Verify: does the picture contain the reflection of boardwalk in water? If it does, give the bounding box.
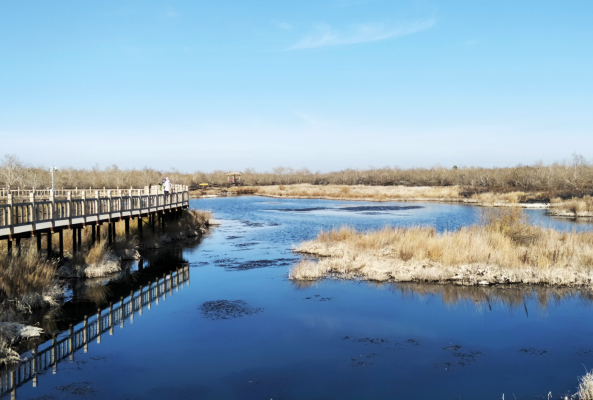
[0,266,190,398]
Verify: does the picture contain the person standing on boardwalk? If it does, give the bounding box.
[163,177,171,195]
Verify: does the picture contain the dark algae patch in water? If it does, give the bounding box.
[199,300,264,320]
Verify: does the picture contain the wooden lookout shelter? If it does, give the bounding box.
[226,171,241,184]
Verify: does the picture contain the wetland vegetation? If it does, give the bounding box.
[291,208,593,287]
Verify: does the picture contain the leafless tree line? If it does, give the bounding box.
[2,154,593,197]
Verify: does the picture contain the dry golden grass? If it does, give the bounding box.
[254,184,462,202]
[550,196,593,217]
[291,208,593,287]
[247,184,546,207]
[0,247,58,299]
[578,370,593,400]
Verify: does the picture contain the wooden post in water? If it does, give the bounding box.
[68,324,74,361]
[96,223,101,243]
[108,221,112,244]
[15,237,21,257]
[83,315,88,353]
[52,334,57,374]
[137,216,143,239]
[72,227,77,255]
[32,345,38,387]
[129,290,134,324]
[47,230,52,258]
[125,217,130,240]
[91,224,96,245]
[10,368,16,399]
[96,308,101,344]
[109,303,114,335]
[77,227,82,250]
[36,232,42,253]
[120,296,124,328]
[57,230,62,258]
[7,238,12,257]
[139,285,143,315]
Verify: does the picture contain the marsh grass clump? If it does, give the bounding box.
[291,209,593,286]
[550,196,593,218]
[0,246,59,309]
[577,370,593,400]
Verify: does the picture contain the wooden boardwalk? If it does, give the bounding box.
[0,186,189,257]
[0,266,190,398]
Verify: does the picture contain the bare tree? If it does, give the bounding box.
[0,154,24,191]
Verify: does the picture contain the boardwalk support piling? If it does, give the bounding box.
[58,230,62,258]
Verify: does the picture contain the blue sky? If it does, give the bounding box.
[1,1,592,172]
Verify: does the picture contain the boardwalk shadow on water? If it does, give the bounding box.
[0,245,193,398]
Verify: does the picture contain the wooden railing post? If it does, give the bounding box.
[66,191,72,226]
[29,190,36,224]
[7,193,13,232]
[49,190,55,232]
[81,190,86,219]
[95,191,100,214]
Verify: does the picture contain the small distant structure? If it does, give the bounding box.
[226,171,241,184]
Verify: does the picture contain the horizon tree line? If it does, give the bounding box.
[2,154,593,196]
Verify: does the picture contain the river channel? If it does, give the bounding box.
[11,196,593,399]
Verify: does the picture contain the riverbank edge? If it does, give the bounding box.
[291,248,593,289]
[255,193,550,208]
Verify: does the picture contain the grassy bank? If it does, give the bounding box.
[231,184,550,207]
[549,196,593,218]
[291,209,593,287]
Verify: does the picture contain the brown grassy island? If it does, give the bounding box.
[290,209,593,288]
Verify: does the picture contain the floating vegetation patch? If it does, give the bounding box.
[239,220,266,227]
[304,295,333,301]
[190,261,209,267]
[55,382,97,395]
[199,300,263,320]
[226,236,243,240]
[519,348,548,356]
[213,257,298,271]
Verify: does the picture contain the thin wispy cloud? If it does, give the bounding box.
[287,19,435,50]
[464,38,480,46]
[273,20,292,30]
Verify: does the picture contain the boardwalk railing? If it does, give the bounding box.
[0,266,190,398]
[0,186,189,239]
[0,186,183,199]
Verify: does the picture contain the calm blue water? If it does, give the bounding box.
[13,197,593,400]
